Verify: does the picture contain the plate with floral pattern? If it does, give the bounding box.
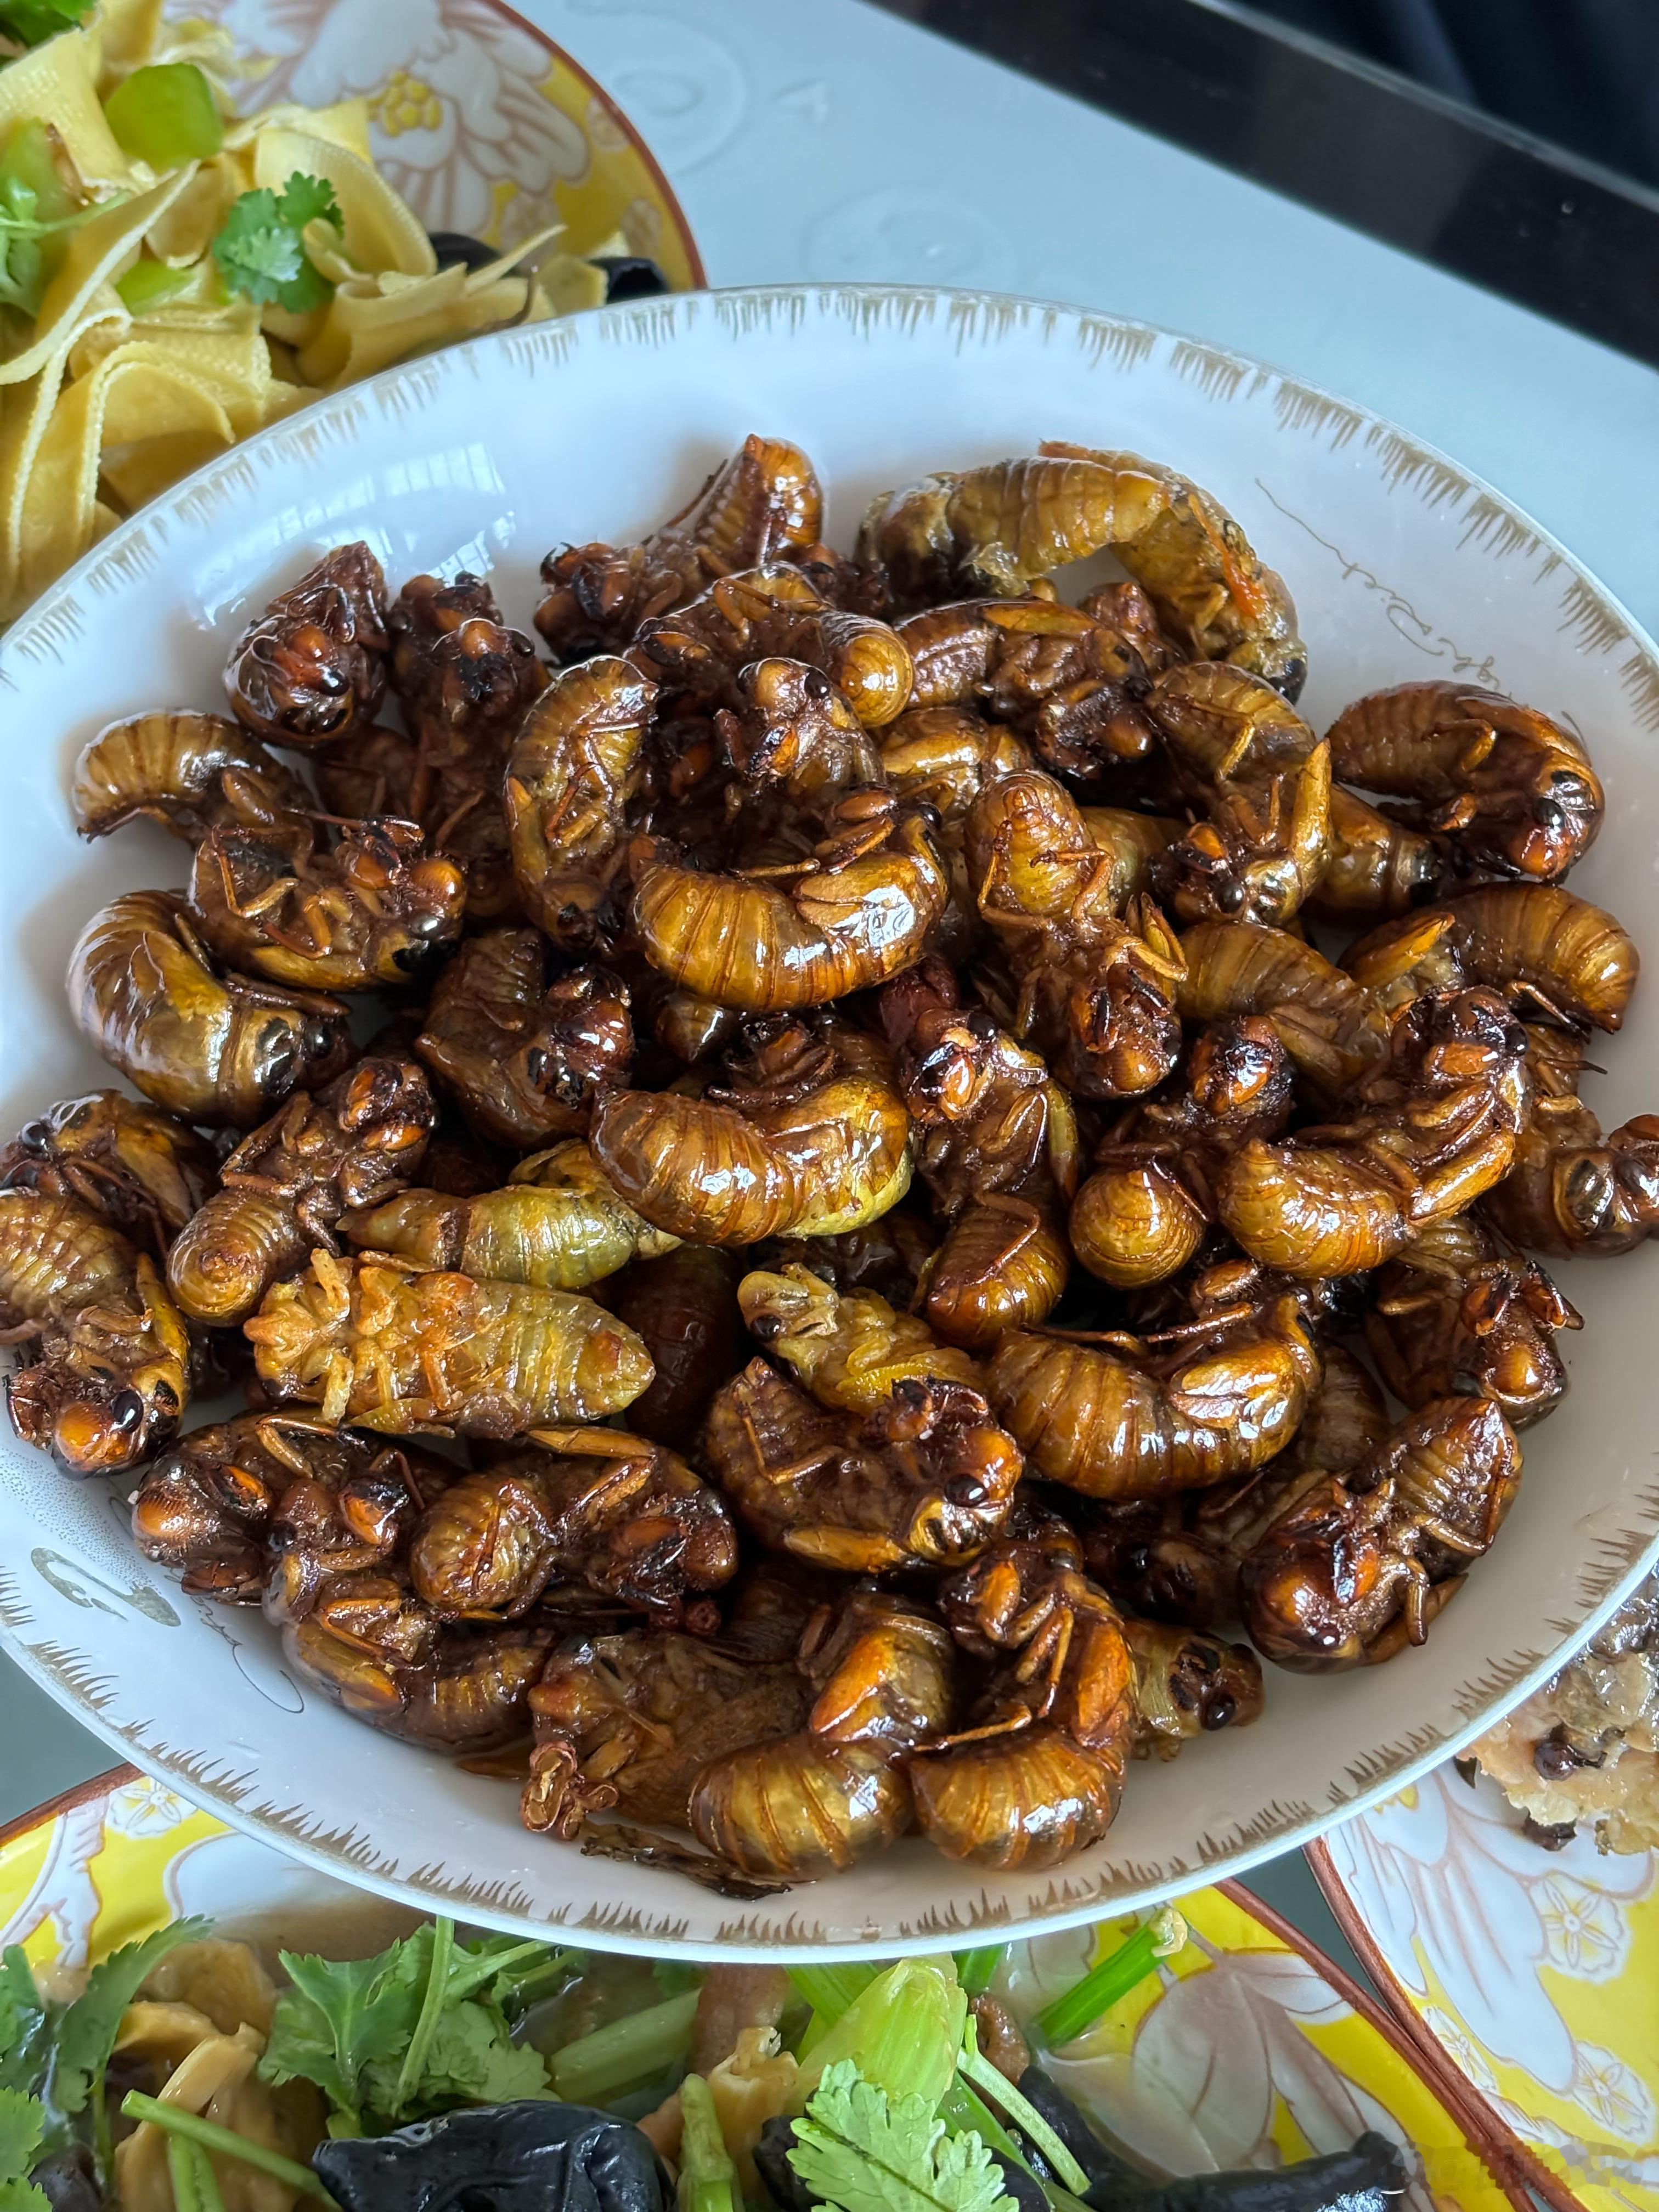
[1312,1763,1659,2212]
[2,1765,1526,2206]
[193,0,703,279]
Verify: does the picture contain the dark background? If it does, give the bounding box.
[1232,0,1659,187]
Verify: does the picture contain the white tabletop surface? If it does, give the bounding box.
[7,0,1657,1984]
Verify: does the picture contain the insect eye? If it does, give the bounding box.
[110,1389,146,1433]
[16,1119,50,1153]
[1201,1693,1237,1730]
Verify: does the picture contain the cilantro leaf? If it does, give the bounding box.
[259,1921,560,2134]
[50,1920,212,2123]
[0,1954,47,2099]
[258,1932,428,2128]
[360,2002,547,2118]
[788,2062,1015,2212]
[275,173,338,235]
[211,171,338,312]
[0,2087,45,2184]
[0,0,93,48]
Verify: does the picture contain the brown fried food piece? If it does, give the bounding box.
[415,931,633,1150]
[0,1091,216,1261]
[535,435,823,661]
[167,1058,436,1327]
[225,543,389,746]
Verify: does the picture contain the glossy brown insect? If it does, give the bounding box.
[704,1353,1019,1573]
[244,1249,654,1437]
[188,796,466,993]
[289,1613,555,1750]
[690,1588,956,1881]
[408,1426,736,1622]
[505,656,657,951]
[1240,1395,1521,1669]
[859,442,1306,695]
[1310,787,1445,921]
[67,889,353,1127]
[315,568,549,923]
[1327,681,1603,884]
[989,1283,1321,1502]
[1177,919,1390,1093]
[715,656,885,804]
[415,930,634,1150]
[521,1625,810,1858]
[634,562,913,731]
[591,1018,912,1245]
[736,1262,984,1407]
[967,769,1186,1098]
[1146,663,1331,927]
[534,435,823,661]
[599,1243,748,1445]
[908,1522,1135,1870]
[1344,884,1639,1033]
[136,1412,451,1604]
[0,1091,216,1260]
[1084,1336,1398,1637]
[1484,1092,1659,1257]
[71,711,311,844]
[631,788,948,1010]
[166,1057,437,1327]
[880,703,1035,823]
[389,569,546,757]
[1216,986,1532,1278]
[343,1137,677,1291]
[895,586,1170,786]
[769,1207,940,1312]
[1123,1617,1265,1759]
[0,1189,192,1474]
[225,542,390,746]
[881,957,1079,1344]
[1070,1015,1292,1290]
[1365,1214,1578,1429]
[1083,1344,1390,1628]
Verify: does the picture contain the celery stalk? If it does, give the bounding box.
[1032,1908,1187,2049]
[121,2095,335,2203]
[953,1946,1006,1998]
[190,2143,227,2212]
[104,64,223,167]
[549,1989,699,2104]
[793,1960,966,2111]
[115,259,195,312]
[166,2135,201,2212]
[958,2021,1091,2197]
[786,1963,876,2020]
[677,2074,737,2212]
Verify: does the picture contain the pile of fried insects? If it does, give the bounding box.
[0,432,1646,1886]
[0,1912,1410,2212]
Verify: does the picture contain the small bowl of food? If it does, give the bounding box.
[0,285,1656,1955]
[0,1765,1525,2209]
[0,0,701,617]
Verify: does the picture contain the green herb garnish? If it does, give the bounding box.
[0,2084,49,2212]
[0,0,94,50]
[211,170,338,313]
[0,1918,209,2200]
[1032,1906,1187,2049]
[258,1918,566,2137]
[789,2060,1015,2212]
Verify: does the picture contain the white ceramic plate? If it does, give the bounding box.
[2,285,1657,1959]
